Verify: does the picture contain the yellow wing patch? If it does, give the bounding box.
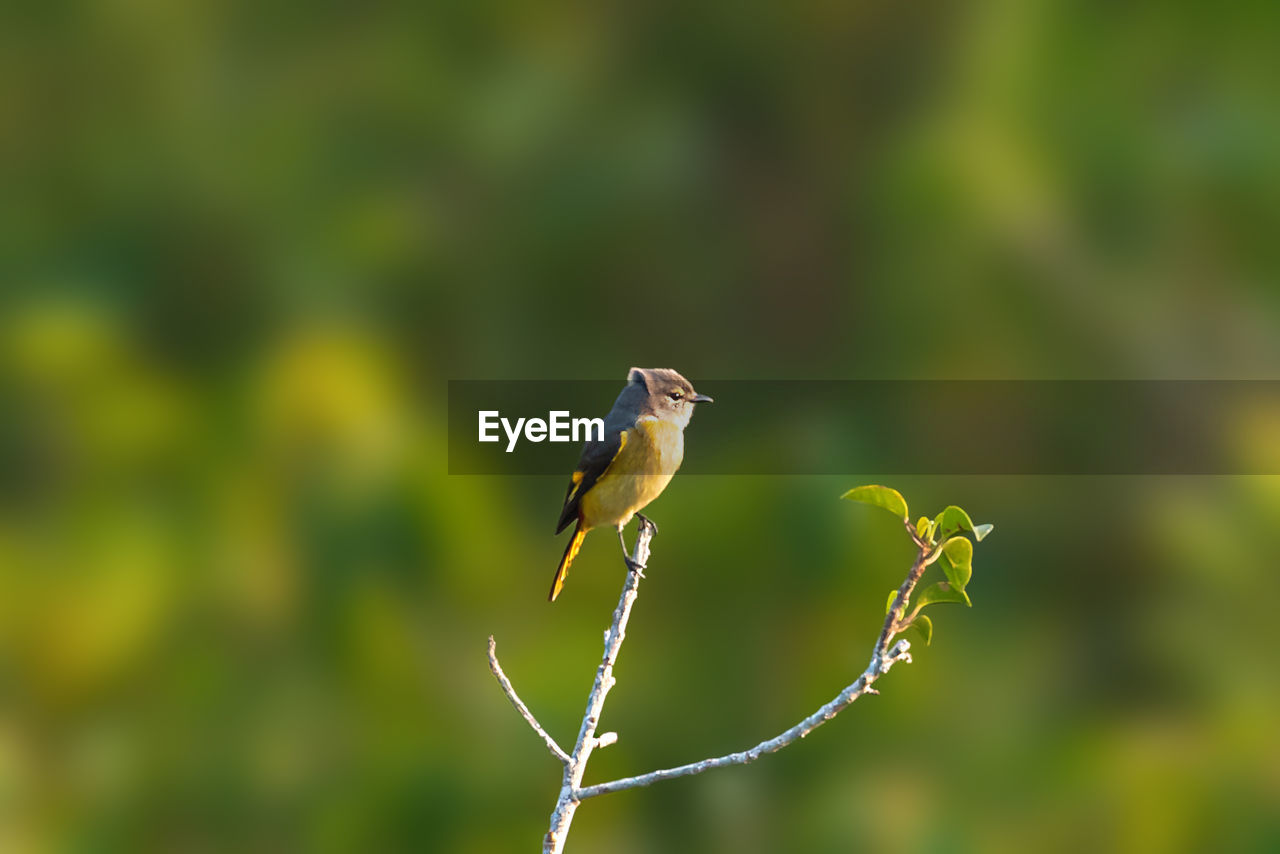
[567,470,584,503]
[565,431,627,504]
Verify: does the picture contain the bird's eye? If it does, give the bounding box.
[668,391,683,401]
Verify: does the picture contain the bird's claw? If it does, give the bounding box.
[635,513,658,534]
[624,556,647,577]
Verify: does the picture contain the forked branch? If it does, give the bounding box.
[488,510,951,853]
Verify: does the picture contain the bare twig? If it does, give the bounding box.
[573,637,913,799]
[488,636,571,765]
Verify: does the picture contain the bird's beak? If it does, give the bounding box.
[691,393,713,403]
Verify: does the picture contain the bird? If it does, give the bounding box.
[549,367,712,601]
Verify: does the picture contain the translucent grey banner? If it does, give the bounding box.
[447,380,1280,475]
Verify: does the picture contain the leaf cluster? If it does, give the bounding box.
[841,485,993,647]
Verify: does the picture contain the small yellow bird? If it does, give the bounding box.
[550,368,712,601]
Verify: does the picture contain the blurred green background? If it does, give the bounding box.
[3,0,1280,851]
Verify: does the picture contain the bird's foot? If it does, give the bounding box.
[624,555,647,577]
[635,513,658,534]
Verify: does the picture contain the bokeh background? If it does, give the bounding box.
[3,0,1280,851]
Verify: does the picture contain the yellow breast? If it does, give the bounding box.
[579,417,685,530]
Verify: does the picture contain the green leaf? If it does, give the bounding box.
[841,485,909,521]
[905,614,933,646]
[940,536,973,591]
[885,588,898,615]
[935,504,995,542]
[934,505,974,539]
[915,581,972,610]
[916,516,930,539]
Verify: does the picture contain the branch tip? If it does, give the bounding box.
[486,633,571,765]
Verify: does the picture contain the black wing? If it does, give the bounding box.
[555,427,627,534]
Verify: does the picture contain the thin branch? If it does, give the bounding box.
[488,636,571,765]
[573,638,913,799]
[877,522,945,655]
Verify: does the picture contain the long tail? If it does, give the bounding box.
[549,522,587,602]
